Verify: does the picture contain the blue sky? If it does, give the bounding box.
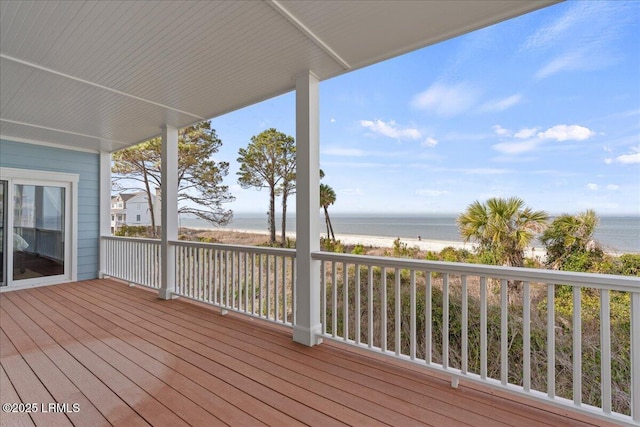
[210,1,640,216]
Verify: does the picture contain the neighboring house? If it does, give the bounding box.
[110,191,160,232]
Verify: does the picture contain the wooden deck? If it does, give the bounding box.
[0,279,615,427]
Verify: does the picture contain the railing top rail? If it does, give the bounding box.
[311,251,640,292]
[171,239,296,256]
[102,235,161,245]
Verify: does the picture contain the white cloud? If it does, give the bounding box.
[605,146,640,165]
[461,168,511,175]
[411,82,480,116]
[588,183,622,191]
[492,139,540,155]
[514,127,538,139]
[522,3,585,51]
[422,137,438,147]
[491,124,593,155]
[531,170,579,177]
[535,51,587,79]
[492,155,537,164]
[359,119,437,148]
[493,125,511,136]
[480,94,522,112]
[537,124,594,141]
[415,189,449,197]
[360,119,421,140]
[330,118,336,123]
[492,125,538,139]
[525,2,630,79]
[616,152,640,164]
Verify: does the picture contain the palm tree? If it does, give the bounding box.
[320,183,336,241]
[541,209,600,269]
[458,197,548,268]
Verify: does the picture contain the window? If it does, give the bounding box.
[136,214,141,222]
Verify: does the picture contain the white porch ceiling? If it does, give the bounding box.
[0,0,557,153]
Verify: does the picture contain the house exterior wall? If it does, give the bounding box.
[125,194,155,226]
[110,192,160,231]
[0,139,100,280]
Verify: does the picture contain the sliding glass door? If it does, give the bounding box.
[13,183,67,282]
[0,167,76,288]
[0,180,6,287]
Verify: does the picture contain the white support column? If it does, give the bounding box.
[98,150,112,278]
[293,71,322,346]
[159,125,178,300]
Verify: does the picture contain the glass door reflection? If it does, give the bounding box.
[13,184,65,281]
[0,180,6,286]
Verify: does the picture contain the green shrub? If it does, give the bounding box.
[321,238,344,253]
[425,251,439,261]
[619,254,640,276]
[392,237,418,258]
[351,244,365,255]
[562,252,596,272]
[474,249,501,265]
[439,246,461,262]
[197,236,220,244]
[115,225,152,237]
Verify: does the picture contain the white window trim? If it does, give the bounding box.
[0,167,79,290]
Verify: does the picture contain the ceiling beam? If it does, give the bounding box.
[0,118,129,148]
[266,0,352,71]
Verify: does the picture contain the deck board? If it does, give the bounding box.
[0,329,71,427]
[42,285,338,426]
[11,291,219,427]
[64,284,429,426]
[80,281,501,427]
[0,295,148,427]
[0,365,35,427]
[0,306,107,427]
[0,279,617,427]
[25,285,283,427]
[3,291,182,427]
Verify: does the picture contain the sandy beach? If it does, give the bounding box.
[196,228,547,260]
[330,233,545,260]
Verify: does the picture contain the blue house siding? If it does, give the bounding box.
[0,139,100,280]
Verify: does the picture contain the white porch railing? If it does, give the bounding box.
[101,235,639,425]
[173,241,296,327]
[102,236,161,289]
[312,251,640,426]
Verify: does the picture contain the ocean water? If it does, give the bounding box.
[180,213,640,254]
